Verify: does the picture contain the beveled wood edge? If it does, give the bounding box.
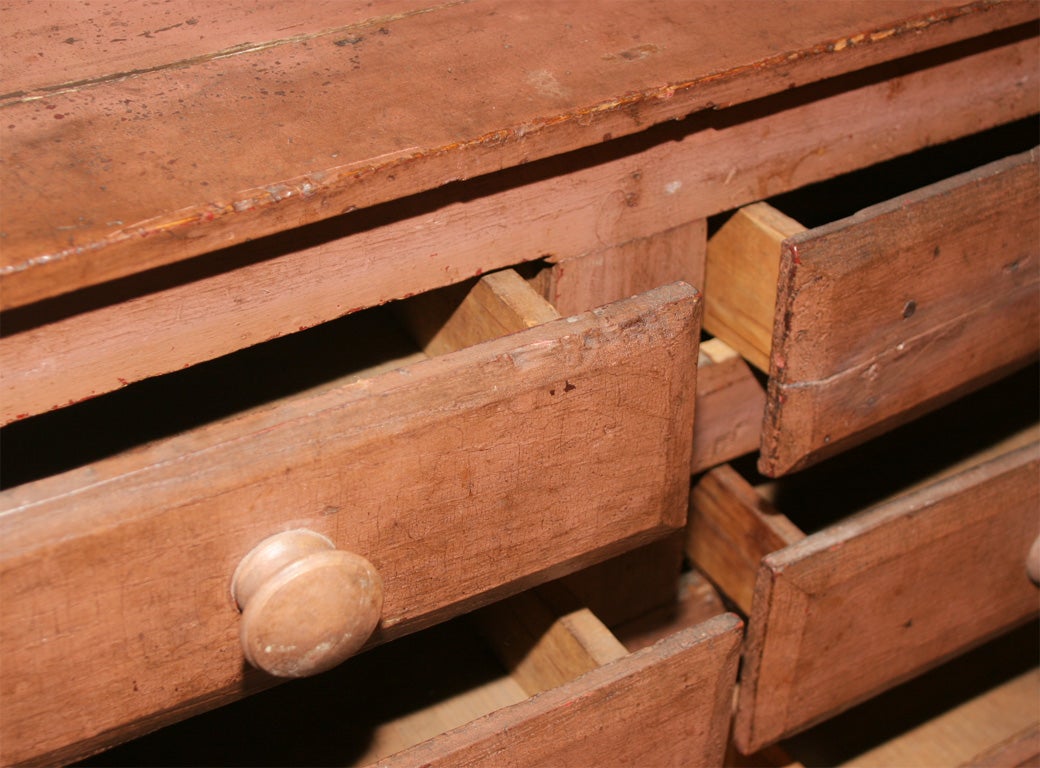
[733,439,1040,753]
[374,612,744,767]
[0,280,701,536]
[762,441,1040,576]
[781,147,1039,250]
[759,148,1040,477]
[2,3,1036,309]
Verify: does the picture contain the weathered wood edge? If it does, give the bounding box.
[1,2,1035,309]
[760,148,1040,476]
[374,612,744,767]
[736,441,1040,752]
[0,280,700,538]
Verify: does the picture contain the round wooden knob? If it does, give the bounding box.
[232,529,383,678]
[1028,536,1040,586]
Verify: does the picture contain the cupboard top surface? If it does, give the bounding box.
[2,0,1035,309]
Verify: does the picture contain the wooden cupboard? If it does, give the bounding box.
[1,2,1037,765]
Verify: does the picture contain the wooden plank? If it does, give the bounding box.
[530,220,706,318]
[0,1,432,96]
[4,29,1036,424]
[396,269,560,357]
[691,338,767,474]
[611,569,729,654]
[704,203,805,372]
[686,464,804,615]
[761,149,1040,476]
[3,1,1033,309]
[375,613,743,768]
[963,721,1040,768]
[474,585,628,698]
[735,442,1040,753]
[0,283,699,767]
[844,671,1039,768]
[563,533,686,631]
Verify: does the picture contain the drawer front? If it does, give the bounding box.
[760,149,1039,475]
[0,283,698,766]
[376,613,742,768]
[734,441,1040,753]
[68,580,741,767]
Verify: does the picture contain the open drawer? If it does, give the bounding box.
[0,271,700,766]
[687,370,1040,754]
[74,579,743,767]
[704,146,1040,476]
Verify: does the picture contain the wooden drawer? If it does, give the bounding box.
[0,273,700,766]
[705,147,1040,476]
[74,580,743,767]
[730,621,1039,767]
[687,373,1040,754]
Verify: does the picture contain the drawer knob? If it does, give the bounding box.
[232,529,383,678]
[1028,536,1040,586]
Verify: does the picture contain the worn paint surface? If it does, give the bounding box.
[1,0,1034,308]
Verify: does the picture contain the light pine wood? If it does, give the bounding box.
[726,671,1039,768]
[761,149,1040,476]
[735,441,1040,753]
[3,1,1033,311]
[963,721,1040,768]
[530,220,707,318]
[396,269,561,357]
[474,585,628,698]
[356,674,528,767]
[376,613,743,768]
[0,283,699,767]
[686,465,805,615]
[704,203,805,372]
[4,29,1037,424]
[692,338,768,474]
[848,670,1039,768]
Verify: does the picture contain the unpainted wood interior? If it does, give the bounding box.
[780,618,1039,767]
[702,115,1039,375]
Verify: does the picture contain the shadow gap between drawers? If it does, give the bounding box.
[731,363,1040,534]
[0,303,421,489]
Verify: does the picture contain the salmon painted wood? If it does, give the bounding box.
[1,1,1037,311]
[760,149,1040,476]
[0,282,699,766]
[735,441,1040,752]
[3,21,1036,423]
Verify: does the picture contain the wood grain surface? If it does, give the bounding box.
[376,613,743,768]
[691,339,768,474]
[761,149,1040,476]
[2,0,1035,309]
[3,21,1035,423]
[736,441,1040,753]
[0,283,699,766]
